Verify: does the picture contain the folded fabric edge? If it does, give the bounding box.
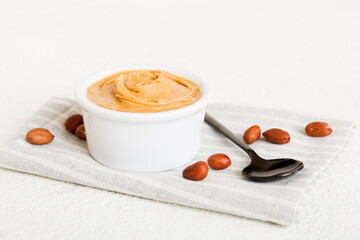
[209,102,355,126]
[0,160,288,226]
[289,123,356,224]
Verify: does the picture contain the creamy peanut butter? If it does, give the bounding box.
[87,69,201,113]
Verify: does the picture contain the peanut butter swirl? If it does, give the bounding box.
[87,70,201,113]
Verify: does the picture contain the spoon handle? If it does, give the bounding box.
[204,113,253,154]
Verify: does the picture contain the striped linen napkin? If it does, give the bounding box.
[0,97,354,225]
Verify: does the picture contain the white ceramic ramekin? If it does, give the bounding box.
[75,66,211,172]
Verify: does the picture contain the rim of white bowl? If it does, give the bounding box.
[75,65,212,122]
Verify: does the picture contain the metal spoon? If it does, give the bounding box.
[204,113,304,182]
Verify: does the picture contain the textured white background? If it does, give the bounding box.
[1,0,360,239]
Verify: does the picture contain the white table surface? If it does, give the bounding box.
[1,0,360,239]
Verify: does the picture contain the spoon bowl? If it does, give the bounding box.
[204,113,304,182]
[242,156,304,182]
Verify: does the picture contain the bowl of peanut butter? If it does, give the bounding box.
[75,66,212,172]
